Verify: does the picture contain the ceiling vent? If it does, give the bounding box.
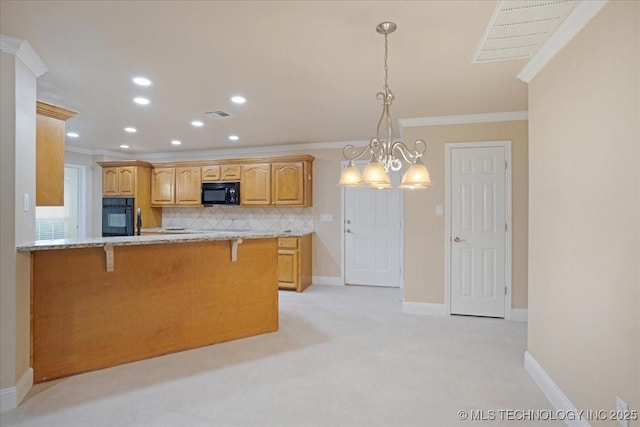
[203,110,232,119]
[473,0,579,63]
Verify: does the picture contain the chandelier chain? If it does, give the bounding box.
[383,33,389,92]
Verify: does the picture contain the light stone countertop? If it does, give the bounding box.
[16,230,312,252]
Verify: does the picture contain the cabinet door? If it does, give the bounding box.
[151,168,175,205]
[175,167,202,205]
[221,164,241,181]
[117,166,136,196]
[201,165,221,181]
[278,249,298,290]
[241,164,271,205]
[272,162,305,205]
[102,167,119,196]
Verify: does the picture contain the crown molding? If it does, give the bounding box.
[65,145,134,159]
[66,140,369,161]
[517,0,608,83]
[0,34,48,78]
[400,111,528,128]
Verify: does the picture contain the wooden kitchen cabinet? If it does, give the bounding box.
[151,155,314,207]
[221,164,241,181]
[201,165,221,181]
[241,160,312,207]
[36,101,77,206]
[278,234,312,292]
[151,167,175,205]
[151,166,201,206]
[241,163,271,205]
[175,167,202,205]
[272,162,306,206]
[97,161,162,229]
[102,166,136,196]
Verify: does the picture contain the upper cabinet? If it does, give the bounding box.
[272,162,306,206]
[102,166,136,196]
[175,167,202,205]
[240,159,313,207]
[201,165,221,182]
[151,155,314,208]
[36,101,77,206]
[151,167,176,205]
[221,164,241,181]
[151,166,201,206]
[241,163,271,205]
[202,163,241,182]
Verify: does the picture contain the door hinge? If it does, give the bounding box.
[505,160,507,170]
[505,286,507,295]
[505,223,508,232]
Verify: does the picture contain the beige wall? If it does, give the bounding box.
[402,121,529,309]
[528,1,639,423]
[0,49,37,391]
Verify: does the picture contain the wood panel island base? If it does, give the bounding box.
[28,236,279,382]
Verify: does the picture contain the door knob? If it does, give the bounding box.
[453,236,466,242]
[346,229,352,233]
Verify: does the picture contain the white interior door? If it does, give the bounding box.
[344,170,401,287]
[450,146,507,317]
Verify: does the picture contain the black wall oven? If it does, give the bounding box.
[102,198,134,236]
[201,182,240,206]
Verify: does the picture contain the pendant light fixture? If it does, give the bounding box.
[338,21,431,190]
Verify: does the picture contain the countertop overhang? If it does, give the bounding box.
[17,230,312,252]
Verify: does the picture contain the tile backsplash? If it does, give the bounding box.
[162,206,314,233]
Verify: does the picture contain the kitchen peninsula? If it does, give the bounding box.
[17,231,298,382]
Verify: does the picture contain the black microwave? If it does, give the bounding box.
[201,182,240,205]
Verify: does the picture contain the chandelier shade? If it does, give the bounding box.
[361,160,389,185]
[399,158,431,189]
[337,160,363,186]
[337,21,431,190]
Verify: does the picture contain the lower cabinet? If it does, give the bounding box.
[278,234,312,292]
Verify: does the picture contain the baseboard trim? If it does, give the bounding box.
[402,302,447,316]
[511,308,528,322]
[524,352,588,427]
[312,276,343,286]
[0,367,33,412]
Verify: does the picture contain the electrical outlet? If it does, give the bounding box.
[616,396,629,427]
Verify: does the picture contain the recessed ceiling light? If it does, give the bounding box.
[228,135,239,141]
[191,120,204,127]
[133,97,150,105]
[120,144,130,149]
[230,96,246,104]
[124,127,137,133]
[66,132,79,138]
[171,140,182,146]
[132,77,152,86]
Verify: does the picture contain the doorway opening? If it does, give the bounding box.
[35,164,86,240]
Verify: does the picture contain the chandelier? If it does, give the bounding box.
[338,22,431,190]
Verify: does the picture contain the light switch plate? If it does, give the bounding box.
[435,204,444,216]
[320,214,333,222]
[23,193,30,212]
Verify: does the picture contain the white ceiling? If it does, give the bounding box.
[1,1,534,155]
